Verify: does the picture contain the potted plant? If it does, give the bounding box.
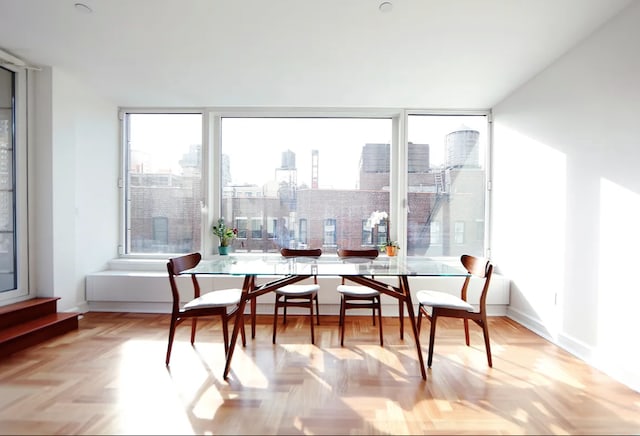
[384,240,399,257]
[212,218,237,255]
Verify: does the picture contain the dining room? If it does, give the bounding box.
[1,0,640,434]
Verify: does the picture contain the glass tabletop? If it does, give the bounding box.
[185,254,468,277]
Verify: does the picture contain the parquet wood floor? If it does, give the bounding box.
[0,312,638,435]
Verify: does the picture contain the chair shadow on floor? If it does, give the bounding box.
[163,316,640,436]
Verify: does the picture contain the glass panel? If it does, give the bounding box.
[235,217,247,239]
[125,113,203,254]
[454,220,465,244]
[361,219,372,245]
[220,117,392,254]
[0,67,16,292]
[407,114,487,257]
[152,216,169,245]
[299,218,308,246]
[324,218,336,246]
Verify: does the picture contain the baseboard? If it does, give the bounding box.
[507,307,640,393]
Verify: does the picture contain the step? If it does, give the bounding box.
[0,297,61,330]
[0,312,79,358]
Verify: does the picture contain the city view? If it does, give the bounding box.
[126,114,487,257]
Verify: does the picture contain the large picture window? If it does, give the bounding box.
[219,117,392,253]
[121,110,488,258]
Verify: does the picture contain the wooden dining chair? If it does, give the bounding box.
[165,252,246,365]
[416,254,494,367]
[336,248,385,346]
[272,248,322,344]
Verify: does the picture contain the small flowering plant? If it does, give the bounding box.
[367,210,399,250]
[212,218,238,247]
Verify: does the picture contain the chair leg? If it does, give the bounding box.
[376,297,384,346]
[272,297,280,344]
[427,311,438,368]
[309,296,315,345]
[371,301,376,325]
[251,296,257,339]
[464,319,470,346]
[221,315,229,355]
[481,318,493,367]
[239,313,247,347]
[166,316,178,365]
[283,296,288,324]
[340,296,346,347]
[190,318,198,345]
[315,294,320,325]
[399,298,404,340]
[416,304,423,333]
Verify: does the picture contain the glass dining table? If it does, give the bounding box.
[184,253,468,380]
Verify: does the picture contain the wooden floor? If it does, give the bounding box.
[0,312,638,435]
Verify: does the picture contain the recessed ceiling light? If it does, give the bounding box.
[74,3,93,14]
[379,1,393,13]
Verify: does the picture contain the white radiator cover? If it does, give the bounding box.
[85,261,510,316]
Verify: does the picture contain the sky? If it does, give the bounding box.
[128,113,487,187]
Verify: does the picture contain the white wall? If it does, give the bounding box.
[492,2,640,392]
[31,68,118,312]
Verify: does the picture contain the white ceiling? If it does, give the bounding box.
[0,0,633,108]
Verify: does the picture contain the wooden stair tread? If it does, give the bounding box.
[0,312,79,342]
[0,297,60,315]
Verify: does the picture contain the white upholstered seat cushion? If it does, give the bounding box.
[416,290,475,312]
[275,284,320,296]
[183,288,242,310]
[336,284,380,298]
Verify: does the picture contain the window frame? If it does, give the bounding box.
[0,64,29,302]
[118,109,206,259]
[119,107,491,260]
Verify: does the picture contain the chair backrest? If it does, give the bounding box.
[280,248,322,258]
[280,248,322,283]
[337,248,379,282]
[459,254,493,311]
[167,252,202,312]
[337,248,379,259]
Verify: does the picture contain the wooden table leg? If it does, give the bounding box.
[224,275,253,379]
[250,280,257,339]
[399,276,427,380]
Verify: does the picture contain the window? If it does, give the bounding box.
[220,117,392,254]
[0,64,28,300]
[430,221,442,245]
[299,219,308,246]
[0,67,16,293]
[123,112,203,255]
[121,110,488,259]
[250,217,262,240]
[235,217,247,239]
[267,217,277,239]
[406,114,487,257]
[324,219,336,246]
[361,219,372,245]
[152,216,169,245]
[454,221,465,244]
[376,220,388,246]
